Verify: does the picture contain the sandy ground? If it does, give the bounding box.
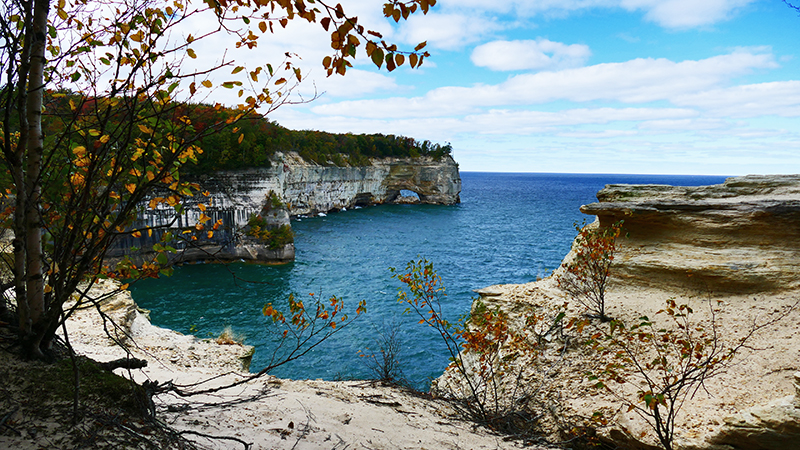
[52,280,553,450]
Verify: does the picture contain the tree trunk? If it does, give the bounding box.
[20,0,51,359]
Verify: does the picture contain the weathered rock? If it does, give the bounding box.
[580,174,800,293]
[709,372,800,450]
[113,152,460,263]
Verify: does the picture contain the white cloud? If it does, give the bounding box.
[619,0,755,28]
[397,12,504,50]
[636,118,731,131]
[471,39,591,71]
[303,69,401,99]
[310,49,778,119]
[462,107,696,134]
[436,0,754,29]
[673,81,800,118]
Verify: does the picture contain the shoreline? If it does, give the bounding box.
[61,279,552,450]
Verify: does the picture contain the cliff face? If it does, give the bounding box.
[200,152,461,216]
[580,174,800,293]
[121,153,461,263]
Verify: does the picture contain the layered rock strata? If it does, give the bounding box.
[116,152,460,263]
[580,174,800,293]
[197,152,461,216]
[443,175,800,450]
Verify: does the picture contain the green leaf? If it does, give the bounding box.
[371,48,384,68]
[156,252,168,265]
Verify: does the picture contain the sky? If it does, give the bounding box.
[195,0,800,176]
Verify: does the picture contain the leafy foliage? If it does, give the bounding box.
[558,220,624,321]
[392,258,571,436]
[246,216,294,250]
[1,0,435,360]
[586,298,796,450]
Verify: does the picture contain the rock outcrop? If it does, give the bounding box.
[198,152,461,216]
[580,174,800,293]
[442,175,800,450]
[116,152,460,263]
[709,372,800,450]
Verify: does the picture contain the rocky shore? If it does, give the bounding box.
[435,174,800,450]
[4,174,798,450]
[50,280,549,450]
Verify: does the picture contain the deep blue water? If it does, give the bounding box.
[129,172,727,388]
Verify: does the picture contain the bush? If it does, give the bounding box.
[558,220,624,321]
[245,216,294,250]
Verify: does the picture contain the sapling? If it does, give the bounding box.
[558,220,624,321]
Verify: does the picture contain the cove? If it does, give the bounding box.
[129,172,727,388]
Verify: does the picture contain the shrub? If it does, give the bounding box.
[245,216,294,250]
[558,220,624,321]
[587,297,797,450]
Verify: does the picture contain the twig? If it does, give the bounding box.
[178,429,252,450]
[0,405,21,435]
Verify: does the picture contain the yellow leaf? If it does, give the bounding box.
[132,230,142,238]
[70,173,85,186]
[44,285,53,293]
[120,283,130,290]
[201,80,212,88]
[238,133,244,144]
[207,231,214,239]
[187,48,197,59]
[125,184,136,194]
[72,146,87,157]
[137,124,153,134]
[198,203,207,212]
[99,135,110,144]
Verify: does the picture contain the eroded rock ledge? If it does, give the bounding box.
[116,152,461,263]
[580,174,800,293]
[448,175,800,450]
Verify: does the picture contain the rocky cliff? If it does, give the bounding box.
[442,175,800,450]
[197,152,461,216]
[580,174,800,293]
[119,152,461,263]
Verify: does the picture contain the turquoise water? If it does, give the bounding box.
[129,172,727,388]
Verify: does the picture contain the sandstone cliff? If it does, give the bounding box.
[117,152,461,263]
[581,174,800,293]
[197,151,461,216]
[444,175,800,450]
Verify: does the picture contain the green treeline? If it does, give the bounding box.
[13,91,451,177]
[190,106,452,173]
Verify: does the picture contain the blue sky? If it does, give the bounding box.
[199,1,800,175]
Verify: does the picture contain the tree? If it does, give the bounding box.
[587,298,797,450]
[392,258,570,435]
[558,220,623,322]
[0,0,435,360]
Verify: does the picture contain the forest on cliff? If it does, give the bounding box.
[25,91,452,176]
